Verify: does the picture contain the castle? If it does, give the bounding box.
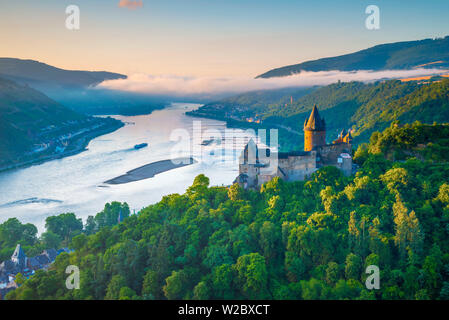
[235,106,353,189]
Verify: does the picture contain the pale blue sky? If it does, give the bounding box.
[1,0,448,76]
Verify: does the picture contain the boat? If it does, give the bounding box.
[201,139,214,146]
[134,143,148,150]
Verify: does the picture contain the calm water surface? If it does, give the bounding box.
[0,103,257,232]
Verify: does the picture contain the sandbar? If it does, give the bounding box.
[104,157,196,185]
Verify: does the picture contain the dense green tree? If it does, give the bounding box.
[228,183,243,201]
[325,262,340,286]
[345,253,362,281]
[187,174,210,199]
[7,122,449,300]
[0,218,37,248]
[439,282,449,300]
[142,269,162,300]
[41,231,62,249]
[95,202,130,229]
[163,270,188,300]
[45,213,83,244]
[105,275,127,300]
[119,287,138,300]
[211,264,234,299]
[234,253,269,299]
[259,221,281,263]
[193,281,210,300]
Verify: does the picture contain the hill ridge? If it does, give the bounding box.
[256,36,449,78]
[0,57,126,88]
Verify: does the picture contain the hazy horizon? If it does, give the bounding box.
[1,0,449,77]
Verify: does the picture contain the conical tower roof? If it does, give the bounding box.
[11,244,26,261]
[304,105,326,131]
[344,130,353,142]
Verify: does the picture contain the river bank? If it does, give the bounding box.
[0,119,124,173]
[185,111,301,152]
[0,103,254,232]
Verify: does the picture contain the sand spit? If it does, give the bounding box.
[105,157,196,185]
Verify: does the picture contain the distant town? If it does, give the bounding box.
[0,244,72,299]
[0,116,123,172]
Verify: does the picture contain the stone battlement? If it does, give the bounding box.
[235,106,353,189]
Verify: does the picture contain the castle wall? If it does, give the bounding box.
[258,173,279,186]
[339,157,352,176]
[239,163,259,187]
[315,143,353,176]
[278,152,318,181]
[237,105,354,189]
[304,130,326,151]
[318,143,351,165]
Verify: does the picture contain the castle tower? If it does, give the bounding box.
[238,139,260,188]
[11,244,26,269]
[304,105,326,151]
[240,139,258,165]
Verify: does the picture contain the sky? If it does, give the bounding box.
[1,0,449,77]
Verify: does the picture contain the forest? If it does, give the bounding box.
[3,122,449,300]
[190,79,449,152]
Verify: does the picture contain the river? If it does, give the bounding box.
[0,103,258,232]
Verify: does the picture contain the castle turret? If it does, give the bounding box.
[304,105,326,151]
[333,129,350,144]
[240,138,258,164]
[339,129,347,140]
[238,139,260,189]
[343,130,353,144]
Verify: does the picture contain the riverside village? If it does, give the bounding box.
[0,244,72,298]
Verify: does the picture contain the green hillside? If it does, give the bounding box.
[0,58,126,88]
[188,87,315,120]
[190,79,449,151]
[0,77,122,168]
[0,58,169,116]
[355,122,449,163]
[0,78,84,160]
[6,123,449,300]
[257,36,449,78]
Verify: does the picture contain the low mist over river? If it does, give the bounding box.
[0,103,257,232]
